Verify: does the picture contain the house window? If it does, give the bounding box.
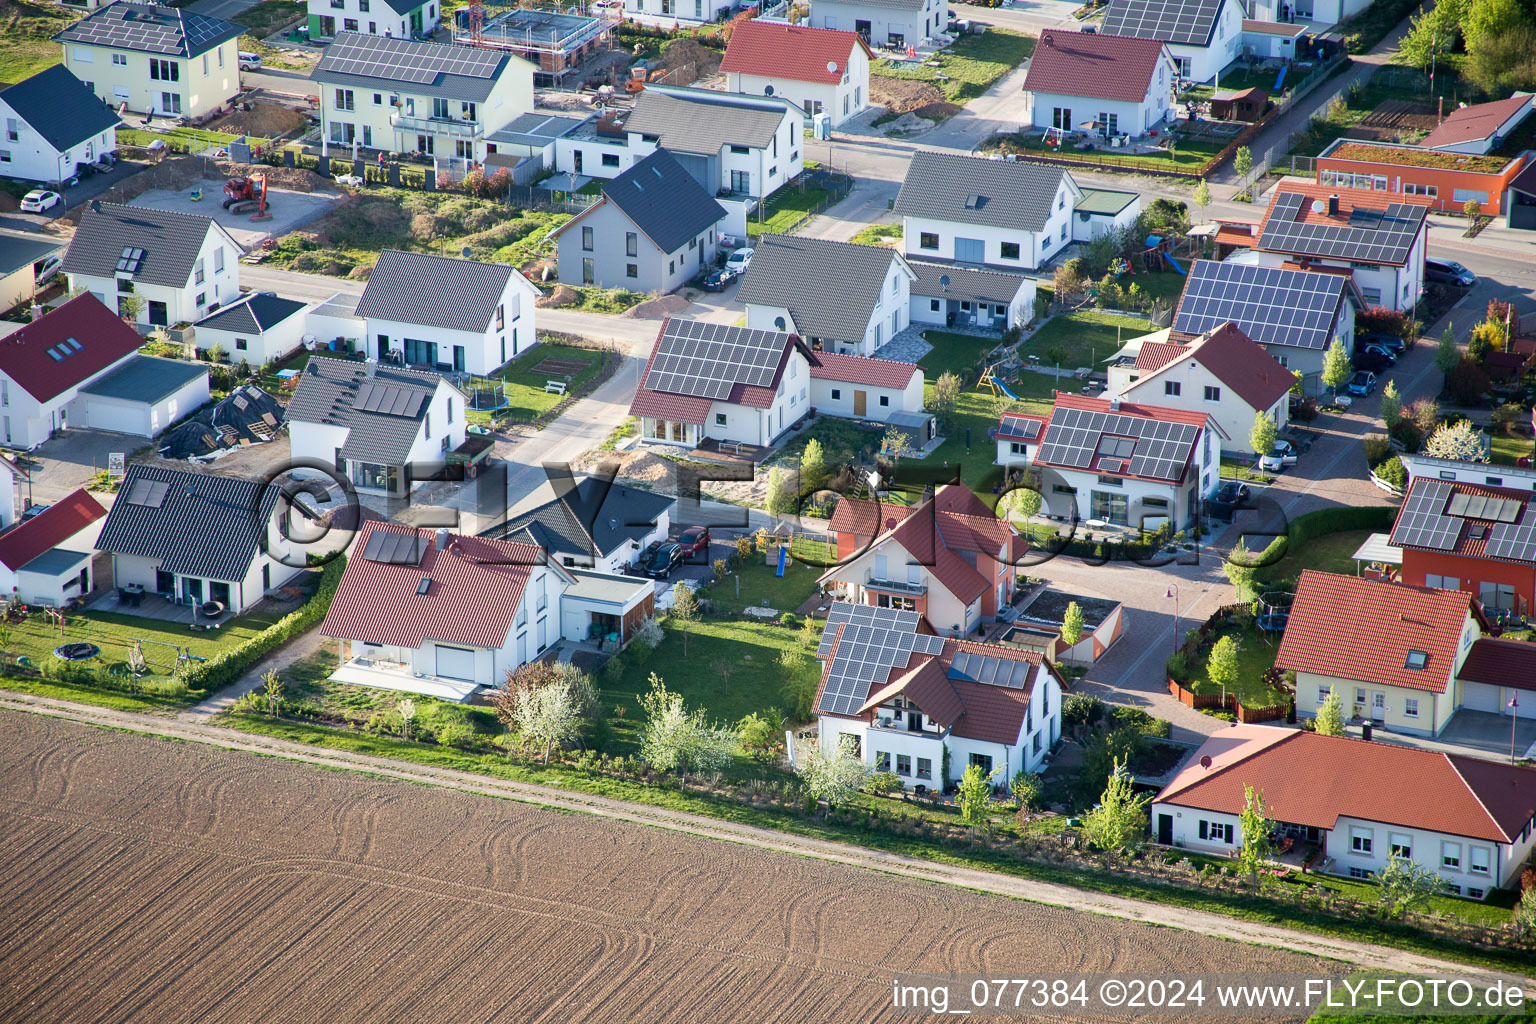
[830,389,840,400]
[344,18,358,29]
[1441,841,1460,870]
[1317,685,1331,702]
[373,92,383,105]
[1348,866,1374,879]
[1010,442,1027,455]
[967,753,994,776]
[916,757,932,779]
[150,59,179,81]
[1198,820,1234,843]
[1361,286,1383,305]
[919,232,938,250]
[929,299,941,312]
[194,259,205,285]
[433,97,450,119]
[1467,888,1485,900]
[495,304,504,331]
[1350,827,1373,854]
[112,53,127,66]
[879,395,889,407]
[626,264,637,278]
[1404,698,1419,718]
[729,144,750,155]
[895,753,911,776]
[668,260,675,274]
[581,226,593,251]
[1469,847,1489,875]
[1389,834,1412,858]
[1051,106,1072,130]
[1000,242,1020,260]
[1164,381,1181,396]
[214,249,225,274]
[715,413,726,426]
[875,750,891,771]
[335,88,354,111]
[1402,183,1438,198]
[195,292,205,307]
[1031,731,1041,753]
[1203,385,1220,402]
[626,232,638,257]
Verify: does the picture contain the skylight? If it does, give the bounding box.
[416,577,431,595]
[46,348,63,361]
[116,247,145,275]
[1404,650,1427,670]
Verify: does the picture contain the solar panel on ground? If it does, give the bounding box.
[816,603,946,716]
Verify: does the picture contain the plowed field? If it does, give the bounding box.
[0,713,1327,1022]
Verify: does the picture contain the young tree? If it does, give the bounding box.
[800,437,828,492]
[1435,322,1460,376]
[737,711,777,761]
[1422,420,1489,463]
[1379,379,1403,430]
[1236,785,1275,888]
[633,616,665,650]
[669,581,700,655]
[1191,178,1211,222]
[797,733,868,807]
[1232,146,1253,183]
[397,698,417,741]
[261,669,283,716]
[779,648,817,721]
[117,294,145,321]
[997,484,1043,522]
[1206,634,1241,706]
[881,426,912,473]
[1321,339,1352,397]
[1221,540,1259,602]
[765,467,797,515]
[508,679,581,763]
[957,763,1000,825]
[1249,410,1277,457]
[711,656,732,694]
[639,674,736,773]
[1060,601,1085,650]
[1463,198,1483,221]
[1376,855,1444,917]
[1011,770,1043,816]
[931,372,963,429]
[1081,758,1151,851]
[1314,688,1346,736]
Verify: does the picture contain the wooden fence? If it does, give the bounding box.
[1167,677,1291,722]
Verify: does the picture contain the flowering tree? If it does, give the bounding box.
[1422,420,1489,463]
[639,673,735,773]
[797,733,869,807]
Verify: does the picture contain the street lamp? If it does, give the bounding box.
[1166,584,1180,655]
[1512,695,1521,763]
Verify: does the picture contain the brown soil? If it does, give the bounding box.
[572,447,768,506]
[0,191,17,212]
[205,102,306,140]
[622,293,690,318]
[652,38,722,84]
[537,283,580,308]
[0,712,1331,1023]
[1357,99,1439,132]
[869,76,946,115]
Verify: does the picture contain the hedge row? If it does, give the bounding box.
[182,555,347,693]
[1255,505,1399,566]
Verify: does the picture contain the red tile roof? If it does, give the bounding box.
[1256,183,1432,265]
[1023,30,1170,104]
[1133,340,1184,371]
[1457,638,1536,693]
[0,489,106,572]
[1213,224,1258,249]
[0,293,143,403]
[1388,477,1536,566]
[1419,94,1534,151]
[828,494,917,538]
[808,350,923,390]
[1133,322,1292,413]
[321,521,557,649]
[719,20,872,84]
[1157,726,1536,844]
[1276,571,1481,693]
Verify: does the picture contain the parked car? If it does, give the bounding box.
[1424,257,1476,287]
[1346,370,1378,396]
[676,526,711,559]
[1359,341,1397,364]
[1360,331,1405,355]
[642,542,683,579]
[33,253,61,283]
[724,247,754,273]
[19,189,60,213]
[1352,350,1393,374]
[1208,481,1252,518]
[700,267,739,292]
[1259,440,1299,471]
[238,51,263,70]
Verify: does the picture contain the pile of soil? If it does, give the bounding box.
[217,161,332,193]
[346,264,372,280]
[524,258,556,284]
[537,284,579,308]
[206,102,306,140]
[869,76,946,116]
[572,448,768,506]
[653,38,722,84]
[622,294,690,319]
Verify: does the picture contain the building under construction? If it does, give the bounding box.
[454,1,620,77]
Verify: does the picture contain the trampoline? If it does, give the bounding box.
[1255,589,1294,634]
[54,642,101,661]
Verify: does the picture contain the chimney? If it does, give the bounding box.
[435,527,450,550]
[1327,194,1339,217]
[1109,397,1121,411]
[608,517,618,531]
[364,357,378,377]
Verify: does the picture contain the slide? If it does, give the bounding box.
[776,544,787,577]
[1165,254,1186,275]
[994,377,1021,401]
[1274,66,1287,91]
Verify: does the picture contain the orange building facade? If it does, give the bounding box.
[1316,140,1529,217]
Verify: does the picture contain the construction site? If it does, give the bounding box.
[453,0,622,79]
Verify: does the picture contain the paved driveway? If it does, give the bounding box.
[0,160,149,232]
[24,429,136,506]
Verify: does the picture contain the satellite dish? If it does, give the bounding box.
[1199,755,1213,769]
[939,273,950,291]
[764,84,774,95]
[461,246,472,259]
[827,60,838,74]
[1310,199,1326,214]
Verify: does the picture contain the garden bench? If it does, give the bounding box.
[544,380,567,395]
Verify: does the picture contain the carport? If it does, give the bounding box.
[74,355,210,437]
[560,569,654,647]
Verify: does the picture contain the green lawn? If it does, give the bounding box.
[276,650,505,743]
[6,607,282,681]
[916,329,1003,380]
[1021,311,1156,372]
[873,29,1034,107]
[983,132,1228,172]
[1489,432,1534,466]
[0,0,76,86]
[1184,622,1287,708]
[746,182,832,237]
[1257,528,1375,583]
[850,223,902,247]
[710,554,823,617]
[1128,270,1189,307]
[1220,455,1274,484]
[496,341,610,423]
[120,127,271,151]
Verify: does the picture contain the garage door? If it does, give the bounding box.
[1461,681,1502,713]
[1515,691,1536,719]
[435,645,477,682]
[954,238,985,263]
[80,396,151,436]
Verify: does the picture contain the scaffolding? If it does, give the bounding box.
[452,0,621,74]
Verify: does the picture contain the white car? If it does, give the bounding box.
[34,253,62,283]
[1258,439,1299,472]
[724,247,754,273]
[334,173,363,186]
[19,189,61,213]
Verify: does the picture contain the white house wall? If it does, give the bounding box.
[902,178,1077,271]
[1166,0,1241,82]
[195,314,309,367]
[813,0,949,45]
[365,274,534,375]
[66,40,239,118]
[809,373,923,421]
[725,44,868,126]
[1118,360,1290,456]
[0,100,117,183]
[1025,55,1174,138]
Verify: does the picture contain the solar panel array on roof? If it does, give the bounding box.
[1390,479,1460,551]
[1486,511,1536,563]
[1035,405,1199,482]
[117,247,145,274]
[1445,492,1523,522]
[1259,192,1427,265]
[1174,261,1343,350]
[320,34,503,85]
[61,4,236,56]
[1101,0,1223,45]
[362,529,427,565]
[643,320,786,401]
[124,478,170,508]
[948,650,1032,689]
[999,413,1043,441]
[816,603,946,716]
[354,381,426,417]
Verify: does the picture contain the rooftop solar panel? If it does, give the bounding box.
[1101,0,1223,46]
[1173,260,1349,351]
[1388,479,1461,551]
[643,320,788,401]
[1257,191,1428,266]
[1486,511,1536,563]
[362,529,427,565]
[816,603,946,717]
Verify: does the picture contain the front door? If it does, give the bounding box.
[453,345,466,372]
[156,570,175,596]
[1157,813,1173,845]
[148,300,169,327]
[853,390,867,416]
[410,7,423,33]
[954,237,985,264]
[573,150,583,174]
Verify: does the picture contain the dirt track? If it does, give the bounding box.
[0,710,1335,1023]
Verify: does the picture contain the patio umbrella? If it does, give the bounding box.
[1078,120,1102,131]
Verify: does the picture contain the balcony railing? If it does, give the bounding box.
[389,112,483,139]
[863,571,926,596]
[868,713,945,738]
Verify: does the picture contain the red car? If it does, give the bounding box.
[676,526,711,559]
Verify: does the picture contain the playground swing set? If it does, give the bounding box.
[19,610,207,676]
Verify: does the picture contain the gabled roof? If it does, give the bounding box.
[1101,0,1229,47]
[0,489,106,573]
[355,249,534,335]
[487,476,674,560]
[737,234,911,343]
[1133,339,1186,370]
[1126,322,1292,413]
[62,203,232,289]
[1387,476,1536,566]
[1276,570,1482,693]
[720,20,872,83]
[827,495,918,537]
[54,0,241,57]
[194,292,308,335]
[894,151,1074,234]
[313,32,519,103]
[1256,183,1431,267]
[1157,725,1536,844]
[286,357,456,466]
[1172,259,1359,351]
[995,412,1046,442]
[95,464,280,582]
[628,318,804,423]
[0,65,122,153]
[807,350,922,390]
[1075,188,1139,216]
[0,294,144,404]
[908,260,1032,305]
[623,86,799,158]
[566,149,725,256]
[1023,30,1171,104]
[321,521,559,649]
[1034,392,1210,484]
[1419,94,1534,151]
[1457,638,1536,693]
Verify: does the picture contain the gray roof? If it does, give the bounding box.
[355,249,521,334]
[488,476,673,559]
[0,65,122,153]
[194,292,307,335]
[1101,0,1227,47]
[814,0,927,10]
[486,112,585,148]
[623,86,798,157]
[285,357,451,465]
[313,32,513,103]
[737,234,904,343]
[61,203,228,288]
[893,151,1073,234]
[0,233,63,278]
[80,354,208,403]
[20,548,91,577]
[55,1,241,58]
[95,464,281,582]
[597,149,726,255]
[908,260,1031,305]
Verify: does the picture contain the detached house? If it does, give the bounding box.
[0,488,106,607]
[719,21,872,127]
[0,65,120,184]
[491,475,674,574]
[308,0,440,41]
[54,0,242,118]
[1108,322,1292,456]
[550,149,727,294]
[811,0,949,49]
[738,234,915,356]
[313,32,533,162]
[1389,473,1536,616]
[812,602,1063,793]
[62,202,242,329]
[286,357,467,499]
[893,151,1081,272]
[1100,0,1242,84]
[819,483,1024,634]
[355,248,539,375]
[1172,259,1361,396]
[192,292,309,366]
[1252,183,1431,311]
[1022,30,1176,140]
[1153,725,1536,894]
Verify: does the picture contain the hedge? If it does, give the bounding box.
[181,555,346,693]
[1253,505,1399,567]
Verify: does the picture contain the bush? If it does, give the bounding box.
[1374,456,1406,489]
[1447,356,1491,406]
[1291,398,1319,422]
[1390,418,1422,452]
[1362,434,1392,468]
[864,771,903,796]
[778,612,800,627]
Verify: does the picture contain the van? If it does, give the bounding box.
[238,51,263,70]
